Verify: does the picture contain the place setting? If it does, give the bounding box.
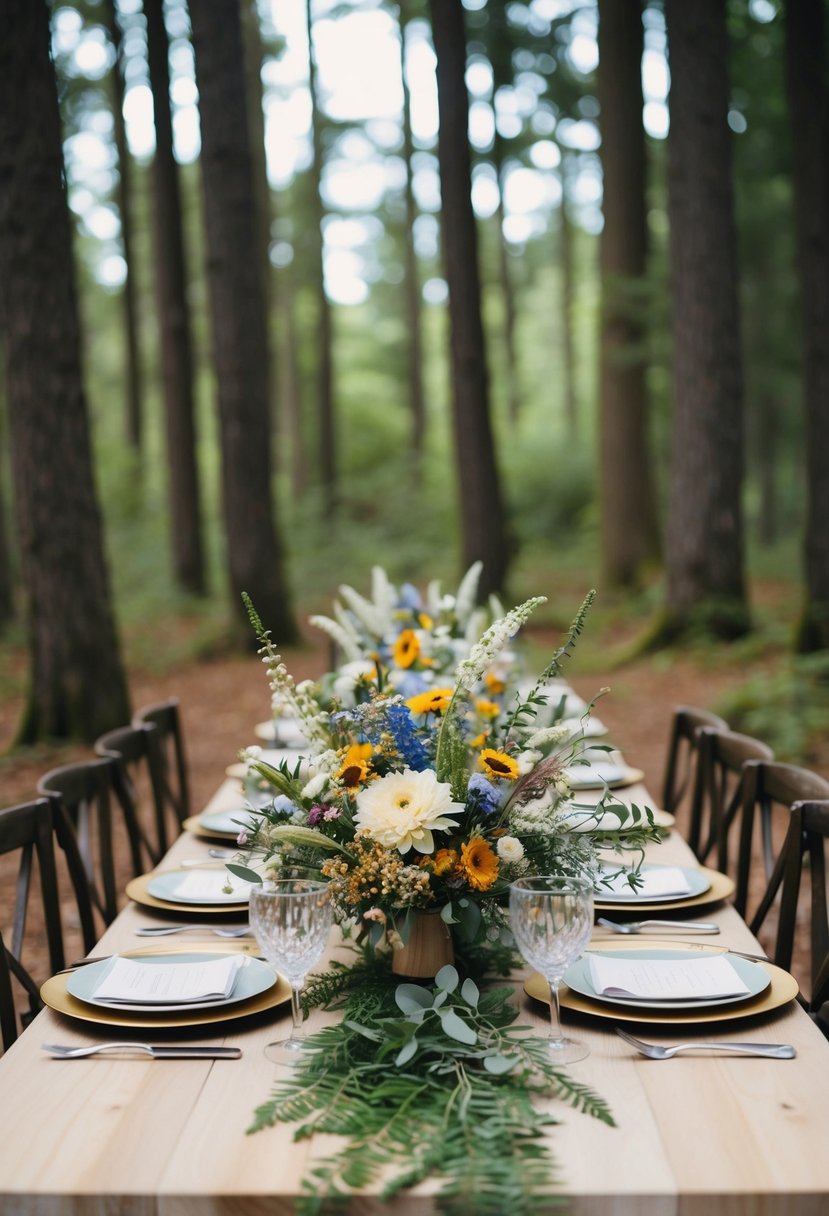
[592,862,735,913]
[125,863,256,915]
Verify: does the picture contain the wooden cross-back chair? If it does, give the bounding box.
[734,760,829,942]
[774,799,829,1033]
[0,798,96,1051]
[662,705,728,820]
[95,721,172,865]
[37,755,144,928]
[132,698,191,834]
[688,726,774,866]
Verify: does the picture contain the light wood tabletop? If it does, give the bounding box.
[1,773,828,1216]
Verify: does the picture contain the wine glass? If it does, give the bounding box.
[509,875,594,1064]
[248,879,332,1065]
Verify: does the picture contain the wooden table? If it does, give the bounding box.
[1,775,829,1215]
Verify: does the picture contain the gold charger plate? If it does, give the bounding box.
[125,869,249,916]
[525,939,799,1026]
[41,944,290,1030]
[182,815,238,842]
[594,865,734,913]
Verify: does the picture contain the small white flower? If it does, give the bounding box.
[496,835,525,862]
[301,772,330,800]
[525,724,572,750]
[242,744,263,762]
[516,748,542,776]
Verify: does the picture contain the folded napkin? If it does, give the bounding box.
[93,955,247,1005]
[587,955,751,1001]
[598,866,692,898]
[168,870,254,902]
[564,763,627,788]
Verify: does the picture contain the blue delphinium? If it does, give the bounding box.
[466,772,501,815]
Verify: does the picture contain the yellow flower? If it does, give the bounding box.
[406,687,454,716]
[485,671,506,695]
[393,629,420,669]
[479,748,520,781]
[418,612,434,630]
[458,837,499,891]
[475,698,501,719]
[337,742,374,789]
[422,847,458,877]
[470,731,488,749]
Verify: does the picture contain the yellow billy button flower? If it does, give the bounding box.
[405,687,454,716]
[393,629,420,669]
[479,748,520,781]
[475,698,501,719]
[458,837,499,891]
[336,742,375,789]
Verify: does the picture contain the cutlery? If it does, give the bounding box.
[134,924,253,938]
[42,1042,242,1059]
[597,917,720,934]
[615,1028,795,1060]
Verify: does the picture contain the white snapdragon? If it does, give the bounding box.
[516,748,542,776]
[455,597,546,691]
[301,772,330,801]
[524,724,573,751]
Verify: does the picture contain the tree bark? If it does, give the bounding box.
[0,416,14,629]
[0,0,130,740]
[784,0,829,652]
[145,0,207,595]
[597,0,659,588]
[305,0,337,516]
[102,0,143,456]
[189,0,297,644]
[428,0,509,597]
[558,173,578,439]
[663,0,749,637]
[399,0,427,467]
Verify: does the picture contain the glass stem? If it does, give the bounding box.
[289,984,304,1041]
[547,979,564,1045]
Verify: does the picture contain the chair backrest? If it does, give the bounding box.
[775,800,829,1014]
[133,698,190,832]
[95,721,170,864]
[37,756,140,927]
[662,705,728,818]
[734,760,829,941]
[0,798,97,1049]
[688,727,774,865]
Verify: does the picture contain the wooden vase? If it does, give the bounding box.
[391,910,455,978]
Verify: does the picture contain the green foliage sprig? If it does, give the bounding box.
[250,963,614,1214]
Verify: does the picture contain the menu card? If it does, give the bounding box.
[93,955,247,1005]
[598,866,692,898]
[587,955,751,1001]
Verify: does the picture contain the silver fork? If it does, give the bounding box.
[134,924,252,938]
[615,1028,795,1059]
[597,918,720,934]
[42,1042,242,1059]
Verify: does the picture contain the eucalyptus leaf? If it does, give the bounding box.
[440,902,458,925]
[224,863,263,884]
[460,977,479,1008]
[483,1053,517,1075]
[438,1007,478,1045]
[434,964,459,992]
[395,1037,418,1067]
[395,984,433,1015]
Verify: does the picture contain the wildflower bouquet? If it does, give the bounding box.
[232,587,660,973]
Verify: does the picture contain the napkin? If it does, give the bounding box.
[598,866,692,897]
[587,955,751,1001]
[92,955,247,1005]
[563,763,626,788]
[168,870,254,901]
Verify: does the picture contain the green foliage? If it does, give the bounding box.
[251,960,614,1214]
[716,652,829,765]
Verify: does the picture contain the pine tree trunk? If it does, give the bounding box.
[103,0,143,456]
[784,0,829,652]
[189,0,297,645]
[558,164,578,439]
[279,258,307,498]
[663,0,749,637]
[0,432,14,628]
[399,1,426,467]
[145,0,207,595]
[597,0,659,587]
[305,0,337,517]
[429,0,509,597]
[0,0,130,740]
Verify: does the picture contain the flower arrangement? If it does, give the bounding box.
[231,586,660,972]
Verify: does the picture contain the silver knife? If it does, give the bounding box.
[42,1042,242,1059]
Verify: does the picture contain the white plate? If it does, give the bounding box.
[558,803,663,833]
[198,808,264,836]
[595,865,711,904]
[559,717,607,739]
[564,762,629,789]
[564,948,771,1012]
[147,868,255,906]
[254,719,308,747]
[66,953,276,1013]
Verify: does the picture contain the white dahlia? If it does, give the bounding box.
[354,768,464,855]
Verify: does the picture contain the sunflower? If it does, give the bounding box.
[393,629,420,669]
[458,837,499,891]
[479,748,520,781]
[475,698,501,719]
[336,742,375,789]
[406,687,454,716]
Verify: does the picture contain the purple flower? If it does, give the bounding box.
[323,806,341,821]
[307,804,324,826]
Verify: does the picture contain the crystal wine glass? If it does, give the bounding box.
[248,879,332,1065]
[509,875,594,1064]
